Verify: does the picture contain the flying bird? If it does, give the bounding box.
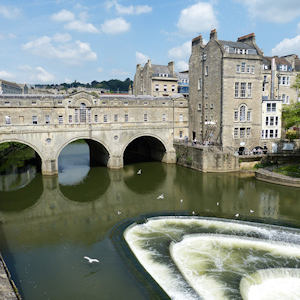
[84,256,99,263]
[157,194,164,199]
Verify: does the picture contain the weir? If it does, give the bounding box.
[124,217,300,300]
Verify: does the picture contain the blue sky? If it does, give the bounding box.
[1,0,300,85]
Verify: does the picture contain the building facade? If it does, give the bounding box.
[0,79,28,94]
[189,30,264,152]
[133,60,178,97]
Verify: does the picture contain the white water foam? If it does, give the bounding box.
[240,268,300,300]
[124,217,300,299]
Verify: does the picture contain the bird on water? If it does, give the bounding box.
[84,256,99,263]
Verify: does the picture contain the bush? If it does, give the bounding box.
[286,129,299,140]
[186,156,193,165]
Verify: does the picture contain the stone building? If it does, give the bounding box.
[0,79,28,94]
[189,30,264,152]
[176,71,189,97]
[132,60,178,97]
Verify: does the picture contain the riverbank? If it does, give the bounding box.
[255,167,300,188]
[0,253,20,299]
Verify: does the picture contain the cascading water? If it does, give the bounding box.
[124,217,300,300]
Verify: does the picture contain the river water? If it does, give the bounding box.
[0,142,300,299]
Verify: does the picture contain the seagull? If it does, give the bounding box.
[235,213,239,217]
[84,256,99,263]
[137,169,142,175]
[157,194,164,199]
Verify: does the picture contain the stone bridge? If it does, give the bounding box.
[0,92,189,175]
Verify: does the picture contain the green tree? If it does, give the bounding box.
[282,101,300,129]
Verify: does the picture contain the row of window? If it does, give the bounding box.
[155,84,176,92]
[198,103,214,110]
[236,63,255,74]
[234,105,251,122]
[4,113,185,125]
[234,127,251,138]
[265,116,279,126]
[261,129,279,139]
[235,82,252,98]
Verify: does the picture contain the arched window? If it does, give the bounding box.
[80,103,87,123]
[240,105,246,121]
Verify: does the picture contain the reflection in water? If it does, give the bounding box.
[123,162,166,194]
[125,217,300,300]
[0,141,300,299]
[0,174,43,212]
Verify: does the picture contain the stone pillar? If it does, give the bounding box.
[161,148,176,164]
[42,158,58,176]
[107,155,123,169]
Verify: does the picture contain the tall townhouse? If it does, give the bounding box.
[261,55,300,146]
[189,29,264,151]
[132,60,178,97]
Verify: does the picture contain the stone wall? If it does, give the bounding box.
[174,144,239,172]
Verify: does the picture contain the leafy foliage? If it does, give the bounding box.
[282,101,300,129]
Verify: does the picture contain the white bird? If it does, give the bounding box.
[217,202,219,205]
[84,256,99,263]
[235,213,239,217]
[192,211,195,215]
[180,199,183,202]
[250,210,254,213]
[157,194,164,199]
[118,211,121,215]
[137,169,142,175]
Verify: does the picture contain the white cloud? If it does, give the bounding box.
[22,35,97,64]
[168,41,191,60]
[109,68,130,76]
[0,70,16,79]
[271,35,300,56]
[135,52,149,65]
[238,0,300,23]
[19,65,55,83]
[51,9,99,33]
[176,61,189,72]
[177,2,218,34]
[0,5,21,19]
[106,0,152,15]
[53,33,72,43]
[101,18,131,34]
[65,20,99,33]
[51,9,75,22]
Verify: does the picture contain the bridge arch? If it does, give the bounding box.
[0,138,44,161]
[56,137,111,168]
[122,133,169,165]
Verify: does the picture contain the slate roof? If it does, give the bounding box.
[152,64,171,74]
[218,40,256,50]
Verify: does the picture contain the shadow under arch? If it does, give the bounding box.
[59,166,110,203]
[0,173,43,212]
[123,135,167,165]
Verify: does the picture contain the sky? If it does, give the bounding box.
[1,0,300,85]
